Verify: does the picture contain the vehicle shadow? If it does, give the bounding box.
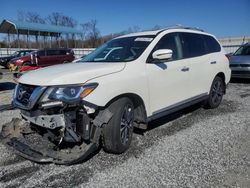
[0,82,16,91]
[230,78,250,84]
[134,103,202,135]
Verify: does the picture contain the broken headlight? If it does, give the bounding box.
[41,83,98,103]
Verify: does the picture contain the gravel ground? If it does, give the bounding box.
[0,68,250,188]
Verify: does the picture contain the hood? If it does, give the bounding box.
[0,56,14,61]
[18,62,126,86]
[230,55,250,64]
[10,57,21,63]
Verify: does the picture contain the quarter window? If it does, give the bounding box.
[204,35,221,53]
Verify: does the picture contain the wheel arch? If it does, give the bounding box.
[215,72,226,93]
[104,93,148,129]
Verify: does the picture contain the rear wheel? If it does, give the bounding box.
[102,97,134,154]
[205,76,224,109]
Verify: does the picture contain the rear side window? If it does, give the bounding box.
[47,50,62,56]
[181,33,206,58]
[60,50,66,55]
[203,35,221,53]
[37,50,45,56]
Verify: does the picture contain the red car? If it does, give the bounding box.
[9,48,75,72]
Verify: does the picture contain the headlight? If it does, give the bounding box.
[41,83,98,103]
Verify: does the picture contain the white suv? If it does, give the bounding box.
[2,27,231,164]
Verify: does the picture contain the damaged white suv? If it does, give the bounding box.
[1,27,231,164]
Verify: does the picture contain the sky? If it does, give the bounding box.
[0,0,250,38]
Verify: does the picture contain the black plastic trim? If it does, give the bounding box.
[147,93,208,122]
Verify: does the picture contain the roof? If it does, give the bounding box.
[0,19,82,36]
[116,26,206,39]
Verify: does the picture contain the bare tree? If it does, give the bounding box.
[80,23,91,47]
[25,12,46,24]
[126,25,141,34]
[17,10,26,22]
[61,16,77,28]
[47,12,77,28]
[87,20,100,47]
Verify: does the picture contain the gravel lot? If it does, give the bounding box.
[0,67,250,188]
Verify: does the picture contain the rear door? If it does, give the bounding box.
[179,32,209,97]
[46,50,63,65]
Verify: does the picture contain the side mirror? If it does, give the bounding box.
[152,49,173,61]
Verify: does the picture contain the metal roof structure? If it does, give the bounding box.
[0,19,82,36]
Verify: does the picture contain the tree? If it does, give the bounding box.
[47,12,77,28]
[87,20,100,47]
[25,11,46,24]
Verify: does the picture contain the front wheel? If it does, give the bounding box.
[205,76,225,109]
[102,97,134,154]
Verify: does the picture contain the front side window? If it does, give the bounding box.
[234,45,250,56]
[37,50,45,56]
[81,36,154,62]
[181,33,206,58]
[148,33,183,62]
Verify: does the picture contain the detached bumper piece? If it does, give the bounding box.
[0,118,98,165]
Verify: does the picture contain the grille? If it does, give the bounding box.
[16,84,37,106]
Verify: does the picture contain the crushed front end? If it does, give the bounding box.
[0,83,112,164]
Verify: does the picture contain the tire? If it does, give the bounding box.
[205,76,225,109]
[102,97,134,154]
[63,61,69,64]
[22,62,31,66]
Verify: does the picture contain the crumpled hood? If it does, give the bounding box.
[230,55,250,64]
[18,62,126,86]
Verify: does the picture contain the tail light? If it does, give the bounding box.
[225,54,231,62]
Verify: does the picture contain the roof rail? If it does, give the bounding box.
[166,25,205,32]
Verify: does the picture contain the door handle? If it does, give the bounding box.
[181,67,189,72]
[210,61,217,64]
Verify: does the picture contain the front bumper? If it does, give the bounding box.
[0,118,97,164]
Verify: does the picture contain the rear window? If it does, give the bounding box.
[181,33,206,58]
[203,35,221,53]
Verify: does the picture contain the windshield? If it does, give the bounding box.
[81,36,155,62]
[234,45,250,56]
[11,51,19,56]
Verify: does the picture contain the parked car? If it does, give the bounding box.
[0,70,2,79]
[229,43,250,78]
[8,48,75,72]
[72,54,87,63]
[0,50,34,68]
[1,26,231,164]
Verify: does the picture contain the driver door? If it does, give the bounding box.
[146,33,192,115]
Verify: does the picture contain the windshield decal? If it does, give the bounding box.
[134,37,153,42]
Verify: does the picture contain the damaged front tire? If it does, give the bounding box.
[102,97,134,154]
